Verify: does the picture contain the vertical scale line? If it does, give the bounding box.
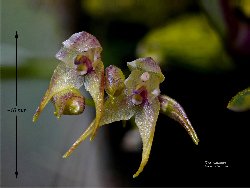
[15,31,18,178]
[15,31,18,106]
[15,116,18,178]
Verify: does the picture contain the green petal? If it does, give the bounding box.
[63,89,136,158]
[133,98,160,178]
[63,88,136,157]
[227,87,250,112]
[100,93,136,125]
[63,119,95,158]
[55,31,102,66]
[159,95,199,145]
[127,57,165,82]
[33,63,84,122]
[105,65,125,97]
[125,70,144,95]
[84,60,105,139]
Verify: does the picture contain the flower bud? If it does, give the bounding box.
[105,65,125,97]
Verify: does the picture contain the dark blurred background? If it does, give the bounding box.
[1,0,250,187]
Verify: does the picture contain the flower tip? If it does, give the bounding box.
[194,137,199,145]
[133,171,140,178]
[132,174,138,178]
[90,130,97,141]
[63,147,76,158]
[132,153,150,178]
[227,102,232,109]
[62,153,68,158]
[54,111,61,119]
[132,166,144,178]
[187,127,199,146]
[33,107,42,122]
[227,102,236,111]
[190,132,199,145]
[32,114,38,123]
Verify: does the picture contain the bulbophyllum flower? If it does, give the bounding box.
[33,30,199,178]
[33,32,105,139]
[32,63,85,120]
[63,57,199,178]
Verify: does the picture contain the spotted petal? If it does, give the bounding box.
[133,98,160,178]
[84,60,105,139]
[33,63,84,122]
[227,87,250,112]
[55,31,102,67]
[127,57,165,82]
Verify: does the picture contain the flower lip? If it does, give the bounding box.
[74,54,93,74]
[132,85,148,105]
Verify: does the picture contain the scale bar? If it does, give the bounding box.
[15,31,18,106]
[15,116,18,178]
[15,31,19,178]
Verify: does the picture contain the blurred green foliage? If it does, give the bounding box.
[228,87,250,112]
[82,0,193,26]
[1,59,58,79]
[137,15,234,72]
[1,0,65,79]
[235,0,250,17]
[2,0,242,80]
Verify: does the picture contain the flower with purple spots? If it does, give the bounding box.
[33,32,199,178]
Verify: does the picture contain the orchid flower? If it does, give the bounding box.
[33,31,199,178]
[33,31,105,139]
[62,57,199,178]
